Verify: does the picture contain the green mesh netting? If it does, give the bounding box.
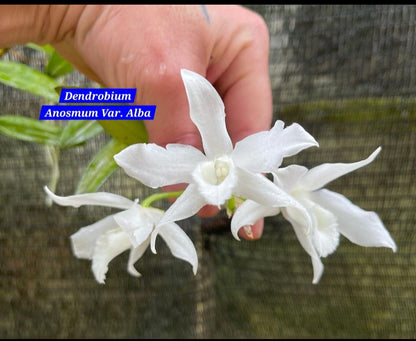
[1,5,415,338]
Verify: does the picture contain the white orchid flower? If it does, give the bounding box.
[231,147,397,284]
[43,186,198,284]
[114,69,319,252]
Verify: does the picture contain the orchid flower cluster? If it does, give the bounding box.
[45,69,396,284]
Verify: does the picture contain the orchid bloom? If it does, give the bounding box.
[231,147,397,284]
[114,69,319,252]
[44,186,198,284]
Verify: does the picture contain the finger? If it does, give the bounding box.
[206,7,271,240]
[206,6,273,144]
[198,205,220,218]
[238,219,264,240]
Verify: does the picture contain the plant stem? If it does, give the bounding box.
[141,190,184,208]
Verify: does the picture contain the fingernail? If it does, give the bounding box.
[243,225,254,239]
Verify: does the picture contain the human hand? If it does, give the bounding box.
[2,5,272,239]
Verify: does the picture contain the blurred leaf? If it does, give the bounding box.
[98,120,148,145]
[25,43,55,55]
[279,98,416,123]
[0,61,60,102]
[54,85,76,96]
[59,120,103,149]
[0,48,8,58]
[44,145,60,207]
[0,115,62,146]
[75,138,127,194]
[45,50,74,78]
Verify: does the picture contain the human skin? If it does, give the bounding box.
[0,5,272,240]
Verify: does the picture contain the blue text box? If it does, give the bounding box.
[39,105,156,120]
[59,88,136,103]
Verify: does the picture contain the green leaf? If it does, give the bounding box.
[0,115,62,146]
[59,120,104,149]
[0,48,8,57]
[45,50,74,78]
[75,138,127,194]
[25,43,55,55]
[98,120,148,145]
[0,61,60,102]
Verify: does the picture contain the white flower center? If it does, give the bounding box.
[214,160,230,183]
[200,158,231,185]
[291,190,340,258]
[192,155,237,206]
[310,203,339,257]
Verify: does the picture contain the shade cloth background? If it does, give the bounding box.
[0,5,415,338]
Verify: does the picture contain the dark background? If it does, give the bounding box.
[1,5,415,338]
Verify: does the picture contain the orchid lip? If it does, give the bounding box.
[191,155,237,206]
[197,155,233,186]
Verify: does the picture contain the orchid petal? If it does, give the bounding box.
[287,193,340,257]
[159,222,198,275]
[300,147,382,191]
[91,229,132,284]
[144,206,165,222]
[234,168,313,231]
[233,121,318,173]
[282,210,324,284]
[277,122,319,158]
[232,126,279,172]
[44,186,134,209]
[181,69,233,158]
[127,237,151,277]
[157,184,207,227]
[231,199,280,240]
[151,184,206,253]
[114,143,205,188]
[113,204,154,248]
[273,165,309,193]
[70,215,118,259]
[309,203,340,258]
[310,189,397,252]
